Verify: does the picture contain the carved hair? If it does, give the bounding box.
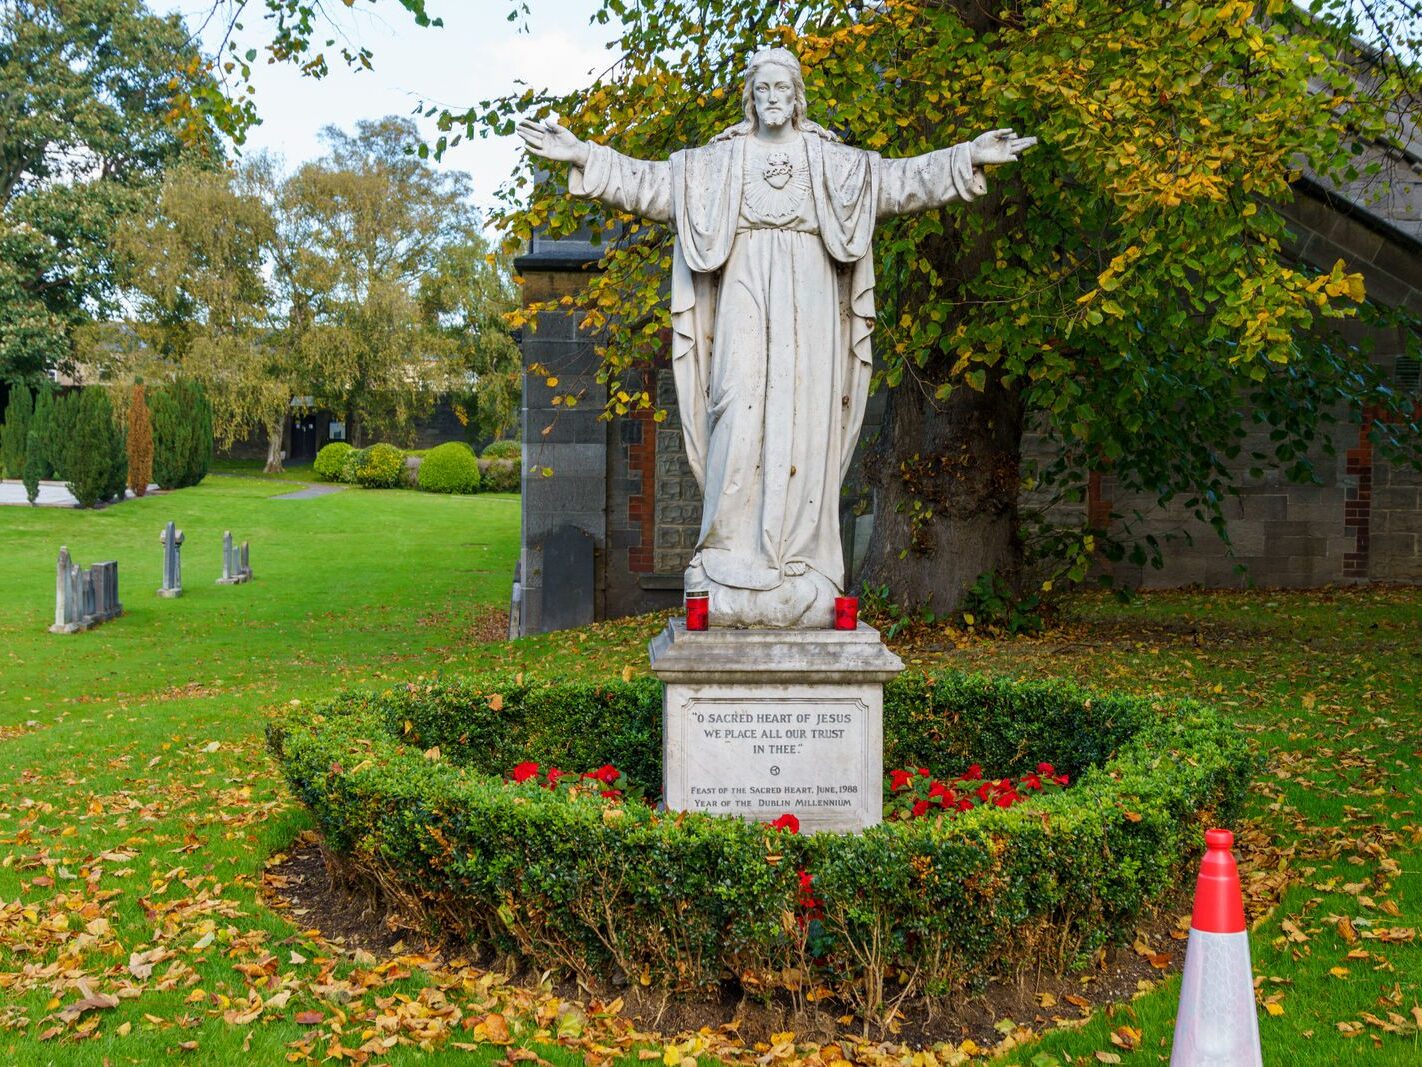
[711,47,840,143]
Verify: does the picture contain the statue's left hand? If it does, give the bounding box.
[969,128,1038,166]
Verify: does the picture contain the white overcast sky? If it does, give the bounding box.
[163,0,615,213]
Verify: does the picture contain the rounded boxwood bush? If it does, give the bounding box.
[268,671,1255,1010]
[477,457,519,493]
[481,438,520,460]
[314,441,352,481]
[337,447,365,484]
[353,442,404,488]
[417,441,480,494]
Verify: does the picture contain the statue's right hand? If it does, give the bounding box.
[515,116,590,168]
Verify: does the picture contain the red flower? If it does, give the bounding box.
[798,870,815,893]
[962,763,983,780]
[994,791,1020,808]
[770,813,800,833]
[911,799,930,817]
[927,781,954,804]
[1037,762,1056,776]
[1022,773,1043,791]
[1055,774,1070,786]
[889,769,914,791]
[511,761,539,783]
[584,763,620,786]
[546,766,567,786]
[917,767,931,777]
[599,789,621,799]
[956,799,974,812]
[976,782,992,802]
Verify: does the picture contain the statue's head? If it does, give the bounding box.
[741,47,807,133]
[712,47,837,144]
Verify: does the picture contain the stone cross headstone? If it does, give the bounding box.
[158,521,184,598]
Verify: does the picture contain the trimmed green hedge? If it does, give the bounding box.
[417,442,480,494]
[267,672,1255,1015]
[314,441,352,481]
[477,458,519,493]
[480,439,520,460]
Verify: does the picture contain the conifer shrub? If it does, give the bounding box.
[151,378,213,489]
[126,383,154,497]
[269,671,1255,1012]
[22,430,43,504]
[58,388,126,508]
[353,443,405,488]
[44,386,75,481]
[1,385,32,478]
[314,441,352,481]
[417,442,480,494]
[30,385,55,479]
[480,439,521,461]
[477,458,520,493]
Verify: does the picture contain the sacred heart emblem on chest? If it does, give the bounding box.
[762,152,794,190]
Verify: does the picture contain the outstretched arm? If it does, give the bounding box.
[876,127,1037,219]
[517,117,672,224]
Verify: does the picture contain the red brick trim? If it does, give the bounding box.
[1087,470,1112,529]
[1343,410,1374,579]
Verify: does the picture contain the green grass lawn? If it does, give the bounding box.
[0,476,1418,1065]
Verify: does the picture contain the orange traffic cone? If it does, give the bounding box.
[1169,829,1262,1066]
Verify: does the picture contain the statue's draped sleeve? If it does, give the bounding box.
[569,142,673,223]
[874,142,986,218]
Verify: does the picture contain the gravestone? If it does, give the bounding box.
[540,525,594,631]
[51,547,123,633]
[158,521,184,597]
[217,531,254,585]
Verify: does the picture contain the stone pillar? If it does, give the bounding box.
[649,622,904,834]
[158,521,184,597]
[514,233,608,635]
[239,541,251,580]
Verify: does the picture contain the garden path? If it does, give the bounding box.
[269,483,348,500]
[0,478,158,506]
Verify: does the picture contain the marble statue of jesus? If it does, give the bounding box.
[518,48,1035,628]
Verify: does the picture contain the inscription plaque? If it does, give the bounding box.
[650,621,902,833]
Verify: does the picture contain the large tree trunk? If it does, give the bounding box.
[859,375,1025,614]
[264,416,285,473]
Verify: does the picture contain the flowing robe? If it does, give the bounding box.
[571,132,986,627]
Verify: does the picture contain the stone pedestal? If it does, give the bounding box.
[649,620,904,833]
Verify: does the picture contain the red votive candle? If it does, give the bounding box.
[834,595,858,630]
[685,590,709,631]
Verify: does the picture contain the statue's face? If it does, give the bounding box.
[751,63,796,131]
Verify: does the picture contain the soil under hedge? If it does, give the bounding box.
[266,671,1255,1024]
